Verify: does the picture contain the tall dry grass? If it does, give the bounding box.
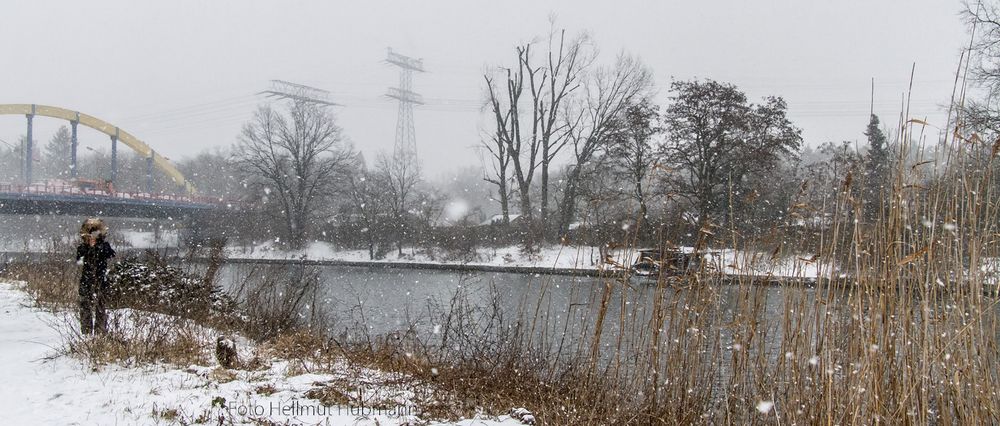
[335,73,1000,424]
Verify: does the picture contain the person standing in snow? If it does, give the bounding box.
[76,218,116,335]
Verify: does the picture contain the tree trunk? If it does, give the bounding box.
[499,180,511,225]
[635,172,647,213]
[540,147,550,239]
[557,167,582,236]
[518,181,532,221]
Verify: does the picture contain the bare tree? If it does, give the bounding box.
[480,135,513,225]
[606,99,662,229]
[534,29,593,234]
[484,60,538,222]
[235,100,355,248]
[376,147,422,255]
[964,2,1000,95]
[555,53,653,236]
[176,148,242,199]
[958,4,1000,138]
[483,27,592,234]
[344,156,393,259]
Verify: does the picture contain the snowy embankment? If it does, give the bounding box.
[0,282,522,425]
[226,241,834,280]
[226,242,622,272]
[704,249,836,281]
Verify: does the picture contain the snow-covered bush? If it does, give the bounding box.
[108,257,238,322]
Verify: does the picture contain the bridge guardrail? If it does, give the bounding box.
[0,182,223,206]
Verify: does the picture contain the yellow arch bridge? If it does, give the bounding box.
[0,104,195,194]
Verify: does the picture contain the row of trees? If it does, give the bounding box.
[473,26,892,247]
[229,100,447,257]
[481,29,655,239]
[202,25,899,253]
[477,26,895,245]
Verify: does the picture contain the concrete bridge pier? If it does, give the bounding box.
[70,117,79,179]
[24,107,34,184]
[146,153,154,194]
[110,128,118,183]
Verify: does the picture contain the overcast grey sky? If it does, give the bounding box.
[1,0,969,180]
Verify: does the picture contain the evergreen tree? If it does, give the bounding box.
[44,125,73,179]
[864,114,889,222]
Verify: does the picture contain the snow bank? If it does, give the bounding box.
[0,282,521,425]
[227,241,833,279]
[227,241,629,271]
[703,249,836,280]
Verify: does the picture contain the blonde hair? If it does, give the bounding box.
[79,218,108,241]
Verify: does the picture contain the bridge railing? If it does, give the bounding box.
[0,182,222,205]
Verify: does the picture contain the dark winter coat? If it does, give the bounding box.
[77,240,116,292]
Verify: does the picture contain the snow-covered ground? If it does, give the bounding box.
[227,241,619,271]
[0,230,832,280]
[0,281,523,425]
[118,229,180,249]
[227,241,833,280]
[704,249,835,280]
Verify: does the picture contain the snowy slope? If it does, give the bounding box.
[0,282,522,425]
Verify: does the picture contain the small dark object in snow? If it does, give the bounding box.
[397,416,428,426]
[510,407,536,425]
[215,336,238,369]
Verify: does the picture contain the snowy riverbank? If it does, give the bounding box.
[0,281,524,425]
[225,241,834,280]
[1,231,837,280]
[226,241,615,271]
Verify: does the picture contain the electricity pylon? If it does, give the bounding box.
[261,80,339,107]
[385,48,425,160]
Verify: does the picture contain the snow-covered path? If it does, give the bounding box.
[0,284,98,424]
[0,283,522,425]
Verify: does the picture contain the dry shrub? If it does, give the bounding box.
[2,257,78,309]
[228,264,330,342]
[303,386,353,407]
[63,309,212,368]
[259,330,344,375]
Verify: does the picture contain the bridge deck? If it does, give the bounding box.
[0,183,221,218]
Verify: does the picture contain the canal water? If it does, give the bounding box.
[217,262,802,365]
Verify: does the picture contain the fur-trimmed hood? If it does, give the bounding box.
[79,217,108,240]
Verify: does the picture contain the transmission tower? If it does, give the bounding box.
[385,48,425,160]
[260,80,339,106]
